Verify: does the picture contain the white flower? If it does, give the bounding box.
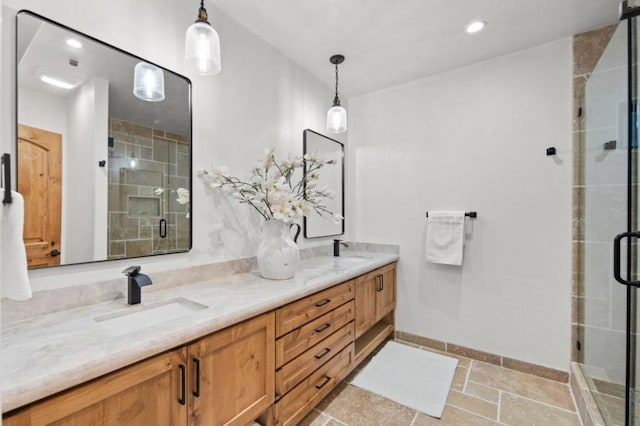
[216,165,230,178]
[154,188,165,195]
[263,147,275,169]
[199,147,341,223]
[176,188,190,205]
[304,151,321,163]
[332,213,344,224]
[293,199,311,216]
[272,198,294,222]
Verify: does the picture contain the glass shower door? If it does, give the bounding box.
[612,8,640,425]
[581,7,639,424]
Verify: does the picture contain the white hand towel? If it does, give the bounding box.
[426,211,465,266]
[1,190,32,300]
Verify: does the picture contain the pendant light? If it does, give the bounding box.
[185,0,221,76]
[133,62,165,102]
[326,54,347,133]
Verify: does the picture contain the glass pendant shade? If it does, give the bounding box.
[185,22,221,76]
[327,105,347,133]
[133,62,165,102]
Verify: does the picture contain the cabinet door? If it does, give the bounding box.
[355,274,377,339]
[188,312,275,426]
[376,265,396,322]
[4,349,188,426]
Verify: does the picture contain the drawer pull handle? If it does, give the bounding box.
[315,348,331,359]
[376,274,383,292]
[178,364,186,405]
[315,376,331,390]
[192,358,201,397]
[315,323,331,333]
[315,298,331,307]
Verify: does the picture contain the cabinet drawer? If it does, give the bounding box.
[276,300,354,368]
[274,343,354,426]
[275,281,354,337]
[275,321,354,398]
[358,262,395,283]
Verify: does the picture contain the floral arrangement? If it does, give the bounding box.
[154,187,190,218]
[198,148,343,223]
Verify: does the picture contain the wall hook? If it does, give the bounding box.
[546,147,556,156]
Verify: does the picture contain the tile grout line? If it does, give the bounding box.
[463,360,472,393]
[409,411,418,426]
[464,379,501,404]
[498,387,580,415]
[442,403,500,423]
[497,390,502,424]
[318,409,350,426]
[457,368,578,414]
[566,376,585,426]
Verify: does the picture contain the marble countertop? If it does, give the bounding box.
[1,252,398,413]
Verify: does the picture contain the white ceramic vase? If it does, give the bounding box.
[257,219,301,280]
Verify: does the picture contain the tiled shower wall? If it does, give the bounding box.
[107,118,190,259]
[572,26,627,383]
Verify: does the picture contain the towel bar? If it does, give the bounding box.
[425,211,477,218]
[2,153,11,205]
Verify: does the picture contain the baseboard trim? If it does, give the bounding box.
[395,330,569,383]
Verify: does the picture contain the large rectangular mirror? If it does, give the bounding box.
[303,129,344,238]
[16,11,192,268]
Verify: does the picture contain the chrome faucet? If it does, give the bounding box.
[333,239,349,257]
[122,266,153,305]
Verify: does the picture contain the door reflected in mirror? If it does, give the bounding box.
[16,11,192,268]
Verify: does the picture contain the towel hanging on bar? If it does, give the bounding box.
[425,211,466,266]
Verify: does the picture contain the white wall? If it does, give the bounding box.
[348,40,573,370]
[17,87,67,136]
[64,78,109,263]
[0,1,345,291]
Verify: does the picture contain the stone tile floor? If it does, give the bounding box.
[300,340,581,426]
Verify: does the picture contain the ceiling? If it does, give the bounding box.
[212,0,621,98]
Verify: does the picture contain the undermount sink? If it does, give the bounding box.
[94,297,208,333]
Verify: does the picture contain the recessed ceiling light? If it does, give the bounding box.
[66,38,82,48]
[40,75,75,89]
[465,21,486,34]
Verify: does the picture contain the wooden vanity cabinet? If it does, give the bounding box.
[272,281,355,426]
[188,311,274,426]
[354,262,396,365]
[4,312,274,426]
[355,263,396,338]
[4,348,188,426]
[3,262,397,426]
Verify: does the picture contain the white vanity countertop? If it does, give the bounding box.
[1,252,398,413]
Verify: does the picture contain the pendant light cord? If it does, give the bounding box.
[333,63,341,106]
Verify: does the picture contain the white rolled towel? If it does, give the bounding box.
[425,211,465,266]
[1,190,32,300]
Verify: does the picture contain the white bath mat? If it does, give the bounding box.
[351,340,458,418]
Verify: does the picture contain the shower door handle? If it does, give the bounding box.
[613,231,640,286]
[159,219,167,238]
